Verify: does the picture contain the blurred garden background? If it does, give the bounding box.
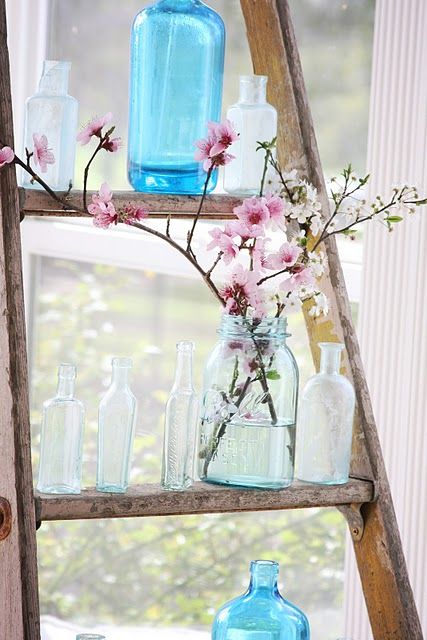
[22,0,375,638]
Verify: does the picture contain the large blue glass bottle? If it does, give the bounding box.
[128,0,225,194]
[212,560,310,640]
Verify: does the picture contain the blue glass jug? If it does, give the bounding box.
[212,560,310,640]
[128,0,225,194]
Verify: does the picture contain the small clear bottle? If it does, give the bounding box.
[37,364,85,495]
[23,60,78,191]
[97,357,137,493]
[224,75,277,196]
[297,342,356,485]
[161,341,198,491]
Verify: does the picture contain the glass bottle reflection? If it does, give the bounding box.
[97,357,137,493]
[161,341,198,490]
[37,363,85,494]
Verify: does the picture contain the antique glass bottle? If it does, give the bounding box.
[22,60,78,191]
[224,75,277,196]
[198,316,298,489]
[96,358,137,493]
[128,0,225,194]
[37,364,85,495]
[161,341,198,490]
[212,560,310,640]
[297,342,356,485]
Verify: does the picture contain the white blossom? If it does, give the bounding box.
[308,292,329,317]
[307,250,327,277]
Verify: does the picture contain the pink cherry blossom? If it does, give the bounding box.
[233,197,270,238]
[251,237,268,271]
[120,203,149,225]
[88,182,117,229]
[194,136,217,171]
[280,265,315,293]
[102,136,121,153]
[77,112,113,145]
[0,146,14,168]
[207,226,239,265]
[264,194,286,230]
[209,119,239,155]
[264,242,302,270]
[32,134,55,173]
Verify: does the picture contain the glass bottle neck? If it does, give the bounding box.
[249,561,279,593]
[173,341,194,391]
[157,0,198,8]
[56,364,76,399]
[110,358,132,388]
[38,61,70,95]
[239,75,268,104]
[319,342,344,374]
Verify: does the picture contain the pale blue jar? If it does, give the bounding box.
[128,0,225,194]
[212,560,310,640]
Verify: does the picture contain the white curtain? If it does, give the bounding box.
[344,1,427,637]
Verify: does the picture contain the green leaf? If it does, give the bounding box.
[266,370,281,380]
[385,215,403,223]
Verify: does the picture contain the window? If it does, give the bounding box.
[14,1,375,638]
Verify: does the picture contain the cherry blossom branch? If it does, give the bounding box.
[186,165,213,254]
[83,139,103,212]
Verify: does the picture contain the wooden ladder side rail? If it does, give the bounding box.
[239,1,423,638]
[0,3,41,640]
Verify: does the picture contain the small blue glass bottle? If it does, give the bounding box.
[212,560,310,640]
[128,0,225,194]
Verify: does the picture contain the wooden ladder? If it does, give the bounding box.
[0,1,423,638]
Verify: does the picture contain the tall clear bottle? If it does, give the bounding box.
[161,341,198,490]
[22,60,78,191]
[97,358,137,493]
[37,364,85,495]
[212,560,310,639]
[128,0,225,194]
[224,75,277,196]
[296,342,356,485]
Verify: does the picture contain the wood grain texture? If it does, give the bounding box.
[35,479,374,522]
[19,188,241,219]
[240,1,423,637]
[0,2,41,639]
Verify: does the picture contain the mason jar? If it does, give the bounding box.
[198,315,299,489]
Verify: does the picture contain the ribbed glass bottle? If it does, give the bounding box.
[128,0,225,194]
[23,60,78,191]
[224,75,277,196]
[37,364,85,495]
[96,357,137,493]
[296,342,355,485]
[212,560,310,639]
[198,315,298,489]
[161,341,198,491]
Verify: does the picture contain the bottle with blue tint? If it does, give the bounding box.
[37,364,85,495]
[97,358,137,493]
[296,342,355,485]
[128,0,225,194]
[212,560,310,640]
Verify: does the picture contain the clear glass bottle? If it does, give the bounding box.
[37,364,85,495]
[128,0,225,194]
[96,358,137,493]
[161,341,199,491]
[212,560,310,640]
[198,315,299,489]
[224,75,277,196]
[22,60,78,191]
[296,342,356,485]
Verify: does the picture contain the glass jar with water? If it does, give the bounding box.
[198,315,299,489]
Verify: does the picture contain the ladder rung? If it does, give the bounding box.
[35,478,375,523]
[19,188,240,220]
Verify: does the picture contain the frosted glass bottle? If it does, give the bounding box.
[37,364,85,495]
[22,60,78,191]
[297,343,356,485]
[96,358,137,493]
[161,341,198,490]
[224,75,277,196]
[212,560,310,640]
[128,0,225,194]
